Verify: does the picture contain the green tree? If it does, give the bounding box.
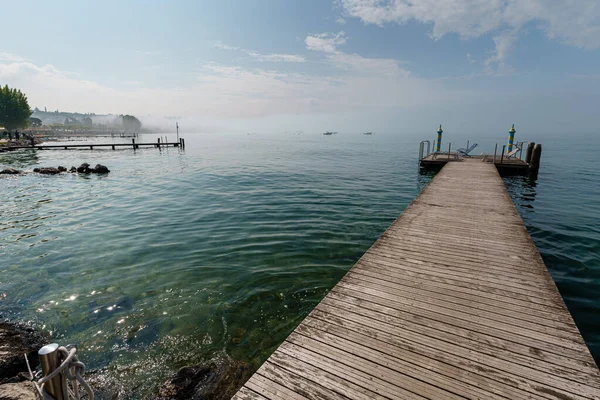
[29,117,42,127]
[122,114,142,132]
[0,85,32,130]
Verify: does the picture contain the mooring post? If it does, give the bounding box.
[508,124,516,152]
[112,145,115,150]
[530,143,542,172]
[500,145,506,163]
[436,125,443,152]
[39,343,65,400]
[525,142,535,164]
[182,138,185,149]
[448,142,451,160]
[493,143,498,163]
[157,137,161,148]
[132,138,136,150]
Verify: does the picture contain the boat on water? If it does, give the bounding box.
[323,131,337,135]
[363,132,373,135]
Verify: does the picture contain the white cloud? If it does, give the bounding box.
[336,17,347,25]
[339,0,600,72]
[305,32,347,53]
[213,42,240,52]
[213,41,305,63]
[339,0,600,48]
[0,47,447,121]
[485,33,518,75]
[0,52,27,62]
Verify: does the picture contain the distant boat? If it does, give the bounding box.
[323,131,337,135]
[363,132,373,135]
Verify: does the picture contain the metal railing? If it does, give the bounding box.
[418,140,431,160]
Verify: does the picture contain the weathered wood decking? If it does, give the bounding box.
[233,161,600,400]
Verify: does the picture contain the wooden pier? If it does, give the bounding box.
[2,138,185,152]
[233,162,600,400]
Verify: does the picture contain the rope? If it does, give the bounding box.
[35,346,94,400]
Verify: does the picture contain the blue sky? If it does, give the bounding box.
[1,0,599,134]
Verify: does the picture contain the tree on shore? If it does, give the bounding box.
[122,115,142,132]
[0,85,32,130]
[29,117,42,127]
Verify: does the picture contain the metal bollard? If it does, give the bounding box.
[39,343,65,400]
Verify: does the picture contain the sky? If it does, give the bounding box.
[1,0,599,134]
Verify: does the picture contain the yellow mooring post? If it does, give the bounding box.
[436,125,443,152]
[508,124,516,152]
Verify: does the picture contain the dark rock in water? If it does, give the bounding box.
[157,359,253,400]
[69,166,77,173]
[0,169,22,175]
[35,167,60,175]
[92,164,110,174]
[0,381,37,399]
[77,163,91,173]
[57,166,67,172]
[0,322,46,380]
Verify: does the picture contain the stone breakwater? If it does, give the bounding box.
[0,163,110,175]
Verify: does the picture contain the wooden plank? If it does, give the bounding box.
[312,300,600,395]
[233,161,600,400]
[232,386,270,400]
[326,287,598,374]
[343,270,577,337]
[348,265,576,330]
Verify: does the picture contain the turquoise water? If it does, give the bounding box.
[1,132,598,397]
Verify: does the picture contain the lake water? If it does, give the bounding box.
[1,131,598,397]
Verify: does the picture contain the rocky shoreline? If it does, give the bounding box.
[0,321,251,399]
[0,321,46,399]
[0,163,110,176]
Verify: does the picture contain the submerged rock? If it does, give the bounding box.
[157,359,253,400]
[77,163,91,173]
[92,164,110,174]
[0,169,22,175]
[57,166,67,172]
[34,167,60,175]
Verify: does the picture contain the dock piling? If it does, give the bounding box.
[500,144,506,163]
[525,142,535,164]
[132,138,136,150]
[530,143,542,172]
[447,142,451,160]
[39,344,64,400]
